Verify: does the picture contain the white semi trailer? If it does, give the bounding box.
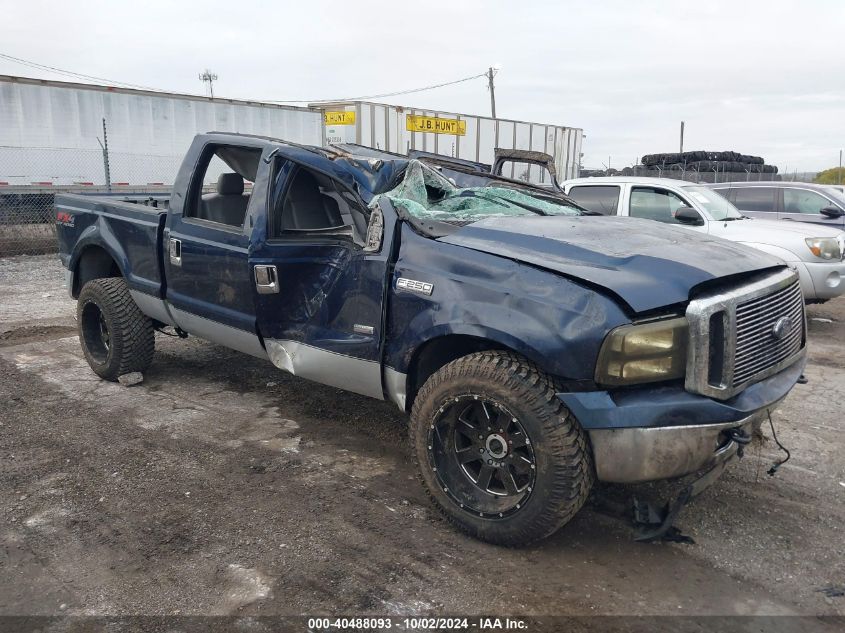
[0,74,324,187]
[318,100,583,185]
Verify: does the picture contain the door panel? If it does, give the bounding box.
[250,160,394,399]
[165,221,254,330]
[251,239,393,399]
[162,142,265,354]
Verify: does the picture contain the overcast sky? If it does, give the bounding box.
[2,0,843,172]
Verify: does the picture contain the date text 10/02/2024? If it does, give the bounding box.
[307,617,528,630]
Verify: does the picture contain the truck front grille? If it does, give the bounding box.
[685,268,805,400]
[733,280,804,387]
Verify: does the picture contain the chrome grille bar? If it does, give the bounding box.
[733,280,804,387]
[685,268,805,400]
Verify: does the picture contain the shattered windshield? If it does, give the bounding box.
[369,160,582,221]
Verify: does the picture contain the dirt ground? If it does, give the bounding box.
[1,255,844,624]
[0,224,57,258]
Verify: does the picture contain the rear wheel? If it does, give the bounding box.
[410,351,593,545]
[77,278,155,380]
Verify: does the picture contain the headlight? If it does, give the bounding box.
[595,317,689,386]
[805,237,842,260]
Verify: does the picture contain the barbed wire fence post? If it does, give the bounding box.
[97,118,112,192]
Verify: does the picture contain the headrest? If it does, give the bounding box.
[217,173,244,196]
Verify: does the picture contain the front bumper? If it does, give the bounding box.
[558,353,805,484]
[795,259,845,300]
[587,408,769,483]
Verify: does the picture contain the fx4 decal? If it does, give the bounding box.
[56,211,75,227]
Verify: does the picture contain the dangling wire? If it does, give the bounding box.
[766,410,791,476]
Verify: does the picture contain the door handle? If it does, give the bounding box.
[254,264,279,294]
[169,238,182,266]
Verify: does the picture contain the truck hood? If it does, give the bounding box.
[439,216,784,313]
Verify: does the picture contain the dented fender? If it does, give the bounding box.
[384,224,631,382]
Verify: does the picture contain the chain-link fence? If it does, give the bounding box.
[583,165,818,184]
[0,147,183,257]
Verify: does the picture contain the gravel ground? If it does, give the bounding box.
[1,254,844,624]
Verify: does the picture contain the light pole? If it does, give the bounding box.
[199,69,218,99]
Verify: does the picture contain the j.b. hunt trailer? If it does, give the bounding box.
[318,101,583,184]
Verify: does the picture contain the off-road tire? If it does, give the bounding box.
[410,351,594,546]
[77,278,155,381]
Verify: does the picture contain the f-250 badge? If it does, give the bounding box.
[396,277,433,296]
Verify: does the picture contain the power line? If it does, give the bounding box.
[268,72,488,104]
[0,52,168,92]
[0,51,489,104]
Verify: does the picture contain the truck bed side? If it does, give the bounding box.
[55,193,168,300]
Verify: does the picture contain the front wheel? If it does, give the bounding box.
[410,351,593,545]
[77,277,155,380]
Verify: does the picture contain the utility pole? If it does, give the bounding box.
[679,121,685,153]
[199,69,218,99]
[839,149,842,185]
[486,67,497,119]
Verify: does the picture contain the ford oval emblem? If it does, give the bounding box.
[772,316,793,340]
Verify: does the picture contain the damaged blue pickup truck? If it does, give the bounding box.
[56,133,807,544]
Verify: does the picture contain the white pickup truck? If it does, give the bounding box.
[562,177,845,302]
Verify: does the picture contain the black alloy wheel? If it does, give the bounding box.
[429,396,536,518]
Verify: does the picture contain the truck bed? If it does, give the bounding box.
[55,193,168,299]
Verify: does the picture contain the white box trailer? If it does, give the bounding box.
[0,75,324,187]
[317,100,583,183]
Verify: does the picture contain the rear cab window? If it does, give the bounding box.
[733,187,776,213]
[566,185,621,215]
[185,144,262,230]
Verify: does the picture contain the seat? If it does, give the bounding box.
[281,169,343,230]
[200,173,250,227]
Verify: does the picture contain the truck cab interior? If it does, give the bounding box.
[270,162,369,243]
[190,145,261,228]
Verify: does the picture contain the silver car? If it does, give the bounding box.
[708,181,845,231]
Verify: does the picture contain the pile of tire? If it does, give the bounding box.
[640,151,777,174]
